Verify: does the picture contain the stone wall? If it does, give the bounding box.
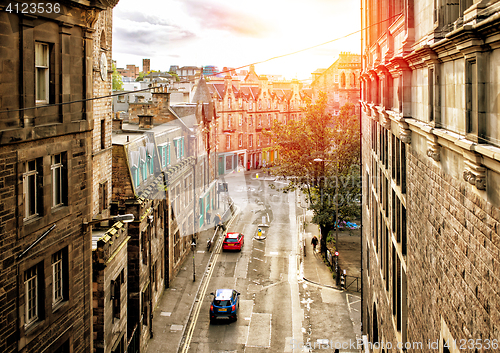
[407,149,500,346]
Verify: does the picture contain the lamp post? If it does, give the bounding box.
[191,240,197,282]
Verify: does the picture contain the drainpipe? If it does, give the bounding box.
[148,214,154,338]
[360,0,364,337]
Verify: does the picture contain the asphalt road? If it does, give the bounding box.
[180,171,360,352]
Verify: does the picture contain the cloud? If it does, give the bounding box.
[180,0,273,38]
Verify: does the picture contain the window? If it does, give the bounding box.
[101,120,106,150]
[239,114,242,126]
[35,42,49,104]
[239,134,243,147]
[257,134,261,146]
[258,115,262,127]
[174,137,184,159]
[51,153,66,208]
[111,270,124,320]
[52,250,64,306]
[334,74,339,83]
[228,114,232,128]
[248,101,253,110]
[99,181,108,213]
[249,135,253,148]
[228,98,231,109]
[249,115,253,126]
[24,159,42,220]
[159,143,170,167]
[226,135,231,149]
[25,265,40,326]
[141,287,149,326]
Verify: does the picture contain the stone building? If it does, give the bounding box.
[90,7,130,353]
[111,105,207,350]
[0,1,118,352]
[360,0,500,350]
[92,222,129,353]
[202,65,307,172]
[311,52,361,116]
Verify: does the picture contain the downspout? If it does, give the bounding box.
[148,214,154,338]
[360,0,364,338]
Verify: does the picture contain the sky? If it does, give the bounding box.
[112,0,361,81]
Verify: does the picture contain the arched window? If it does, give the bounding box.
[341,72,346,88]
[100,30,106,50]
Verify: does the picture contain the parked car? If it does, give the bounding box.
[209,289,240,323]
[222,232,244,251]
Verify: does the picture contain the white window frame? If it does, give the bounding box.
[228,114,232,128]
[23,160,39,221]
[25,266,38,326]
[35,42,49,104]
[239,134,243,147]
[249,135,253,148]
[226,135,231,149]
[239,114,242,126]
[51,154,63,208]
[52,250,64,306]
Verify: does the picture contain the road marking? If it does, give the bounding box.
[269,251,279,255]
[180,210,238,353]
[246,313,272,348]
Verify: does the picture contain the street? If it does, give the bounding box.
[175,170,360,353]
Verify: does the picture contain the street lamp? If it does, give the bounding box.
[191,240,197,282]
[84,214,135,226]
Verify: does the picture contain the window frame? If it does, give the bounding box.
[51,153,66,208]
[52,250,64,306]
[35,42,50,105]
[25,265,40,326]
[24,159,41,221]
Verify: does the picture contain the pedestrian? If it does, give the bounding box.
[311,236,318,252]
[206,210,211,224]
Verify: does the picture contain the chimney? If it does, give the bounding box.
[138,114,154,129]
[112,112,123,132]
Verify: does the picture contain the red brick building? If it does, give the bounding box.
[200,65,308,173]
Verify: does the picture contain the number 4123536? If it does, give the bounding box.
[5,3,61,14]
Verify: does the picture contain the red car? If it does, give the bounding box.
[222,232,244,251]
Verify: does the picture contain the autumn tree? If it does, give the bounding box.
[266,92,360,254]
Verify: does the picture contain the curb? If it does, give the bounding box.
[302,276,341,291]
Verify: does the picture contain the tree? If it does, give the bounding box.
[135,71,145,82]
[266,92,360,254]
[112,63,123,91]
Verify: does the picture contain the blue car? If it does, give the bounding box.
[209,289,240,323]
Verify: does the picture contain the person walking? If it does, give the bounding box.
[311,236,318,253]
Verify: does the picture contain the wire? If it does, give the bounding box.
[0,87,152,114]
[204,12,403,78]
[0,12,402,114]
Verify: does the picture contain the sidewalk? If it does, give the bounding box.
[301,212,338,288]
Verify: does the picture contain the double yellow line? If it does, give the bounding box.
[180,211,237,352]
[181,239,222,353]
